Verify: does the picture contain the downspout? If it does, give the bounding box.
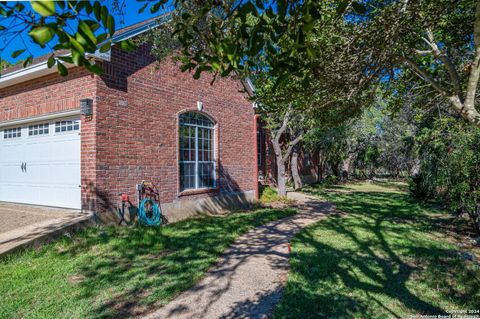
[253,114,260,201]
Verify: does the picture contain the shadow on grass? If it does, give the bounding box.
[273,186,480,318]
[55,208,295,318]
[371,180,409,192]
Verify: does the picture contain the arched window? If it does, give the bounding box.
[179,112,215,191]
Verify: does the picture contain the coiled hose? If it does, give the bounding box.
[138,198,162,226]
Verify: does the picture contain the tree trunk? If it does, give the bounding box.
[267,106,304,197]
[341,153,357,182]
[277,157,287,196]
[291,144,302,191]
[316,150,324,182]
[410,158,421,176]
[331,161,341,180]
[319,161,325,182]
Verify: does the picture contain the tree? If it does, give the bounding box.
[0,1,135,75]
[361,0,480,126]
[0,1,367,78]
[266,105,305,196]
[411,115,480,233]
[145,0,371,85]
[290,143,302,191]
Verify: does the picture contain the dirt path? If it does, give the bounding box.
[143,192,334,319]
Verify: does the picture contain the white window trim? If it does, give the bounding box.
[54,120,80,134]
[3,127,22,140]
[28,123,50,137]
[179,116,216,191]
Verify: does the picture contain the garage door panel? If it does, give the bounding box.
[0,184,27,204]
[27,163,80,185]
[0,118,81,209]
[25,137,80,161]
[1,145,25,168]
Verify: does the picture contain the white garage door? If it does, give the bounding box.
[0,117,81,209]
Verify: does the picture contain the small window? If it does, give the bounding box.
[3,127,22,139]
[55,120,80,133]
[28,123,49,136]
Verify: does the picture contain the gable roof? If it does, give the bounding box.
[0,15,168,88]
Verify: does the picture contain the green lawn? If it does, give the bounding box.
[0,207,295,319]
[274,181,480,319]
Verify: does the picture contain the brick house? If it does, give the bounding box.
[0,19,259,222]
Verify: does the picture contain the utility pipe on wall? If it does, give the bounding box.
[253,114,260,201]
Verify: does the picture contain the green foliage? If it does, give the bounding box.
[259,186,295,205]
[259,186,279,204]
[0,207,295,318]
[411,117,480,232]
[274,182,480,318]
[30,1,55,17]
[304,99,417,180]
[146,0,372,90]
[0,1,136,76]
[366,0,479,125]
[323,175,338,186]
[0,59,11,70]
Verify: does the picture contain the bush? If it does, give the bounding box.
[259,186,296,206]
[411,118,480,233]
[408,173,431,200]
[259,186,279,204]
[323,175,338,186]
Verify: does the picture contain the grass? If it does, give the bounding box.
[273,181,480,319]
[259,186,296,206]
[0,207,296,319]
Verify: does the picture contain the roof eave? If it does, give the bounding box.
[0,15,168,89]
[0,60,75,89]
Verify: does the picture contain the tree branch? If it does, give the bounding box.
[283,130,304,162]
[275,104,292,144]
[464,0,480,113]
[403,56,449,96]
[414,49,433,55]
[423,29,461,95]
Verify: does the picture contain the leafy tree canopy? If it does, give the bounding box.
[0,1,136,75]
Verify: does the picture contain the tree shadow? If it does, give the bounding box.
[371,180,409,192]
[51,207,295,318]
[151,211,324,319]
[193,161,255,216]
[274,189,480,318]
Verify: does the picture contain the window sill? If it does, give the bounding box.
[178,187,219,197]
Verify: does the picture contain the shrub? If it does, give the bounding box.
[259,186,296,206]
[411,118,480,233]
[323,175,338,186]
[259,186,279,204]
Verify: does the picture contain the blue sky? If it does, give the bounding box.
[0,1,170,64]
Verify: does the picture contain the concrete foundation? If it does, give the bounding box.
[162,191,256,222]
[93,190,256,224]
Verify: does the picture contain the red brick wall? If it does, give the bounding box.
[93,44,255,216]
[0,68,94,121]
[0,68,98,211]
[0,45,255,219]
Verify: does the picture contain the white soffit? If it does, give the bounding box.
[0,60,76,89]
[0,16,167,90]
[0,109,81,128]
